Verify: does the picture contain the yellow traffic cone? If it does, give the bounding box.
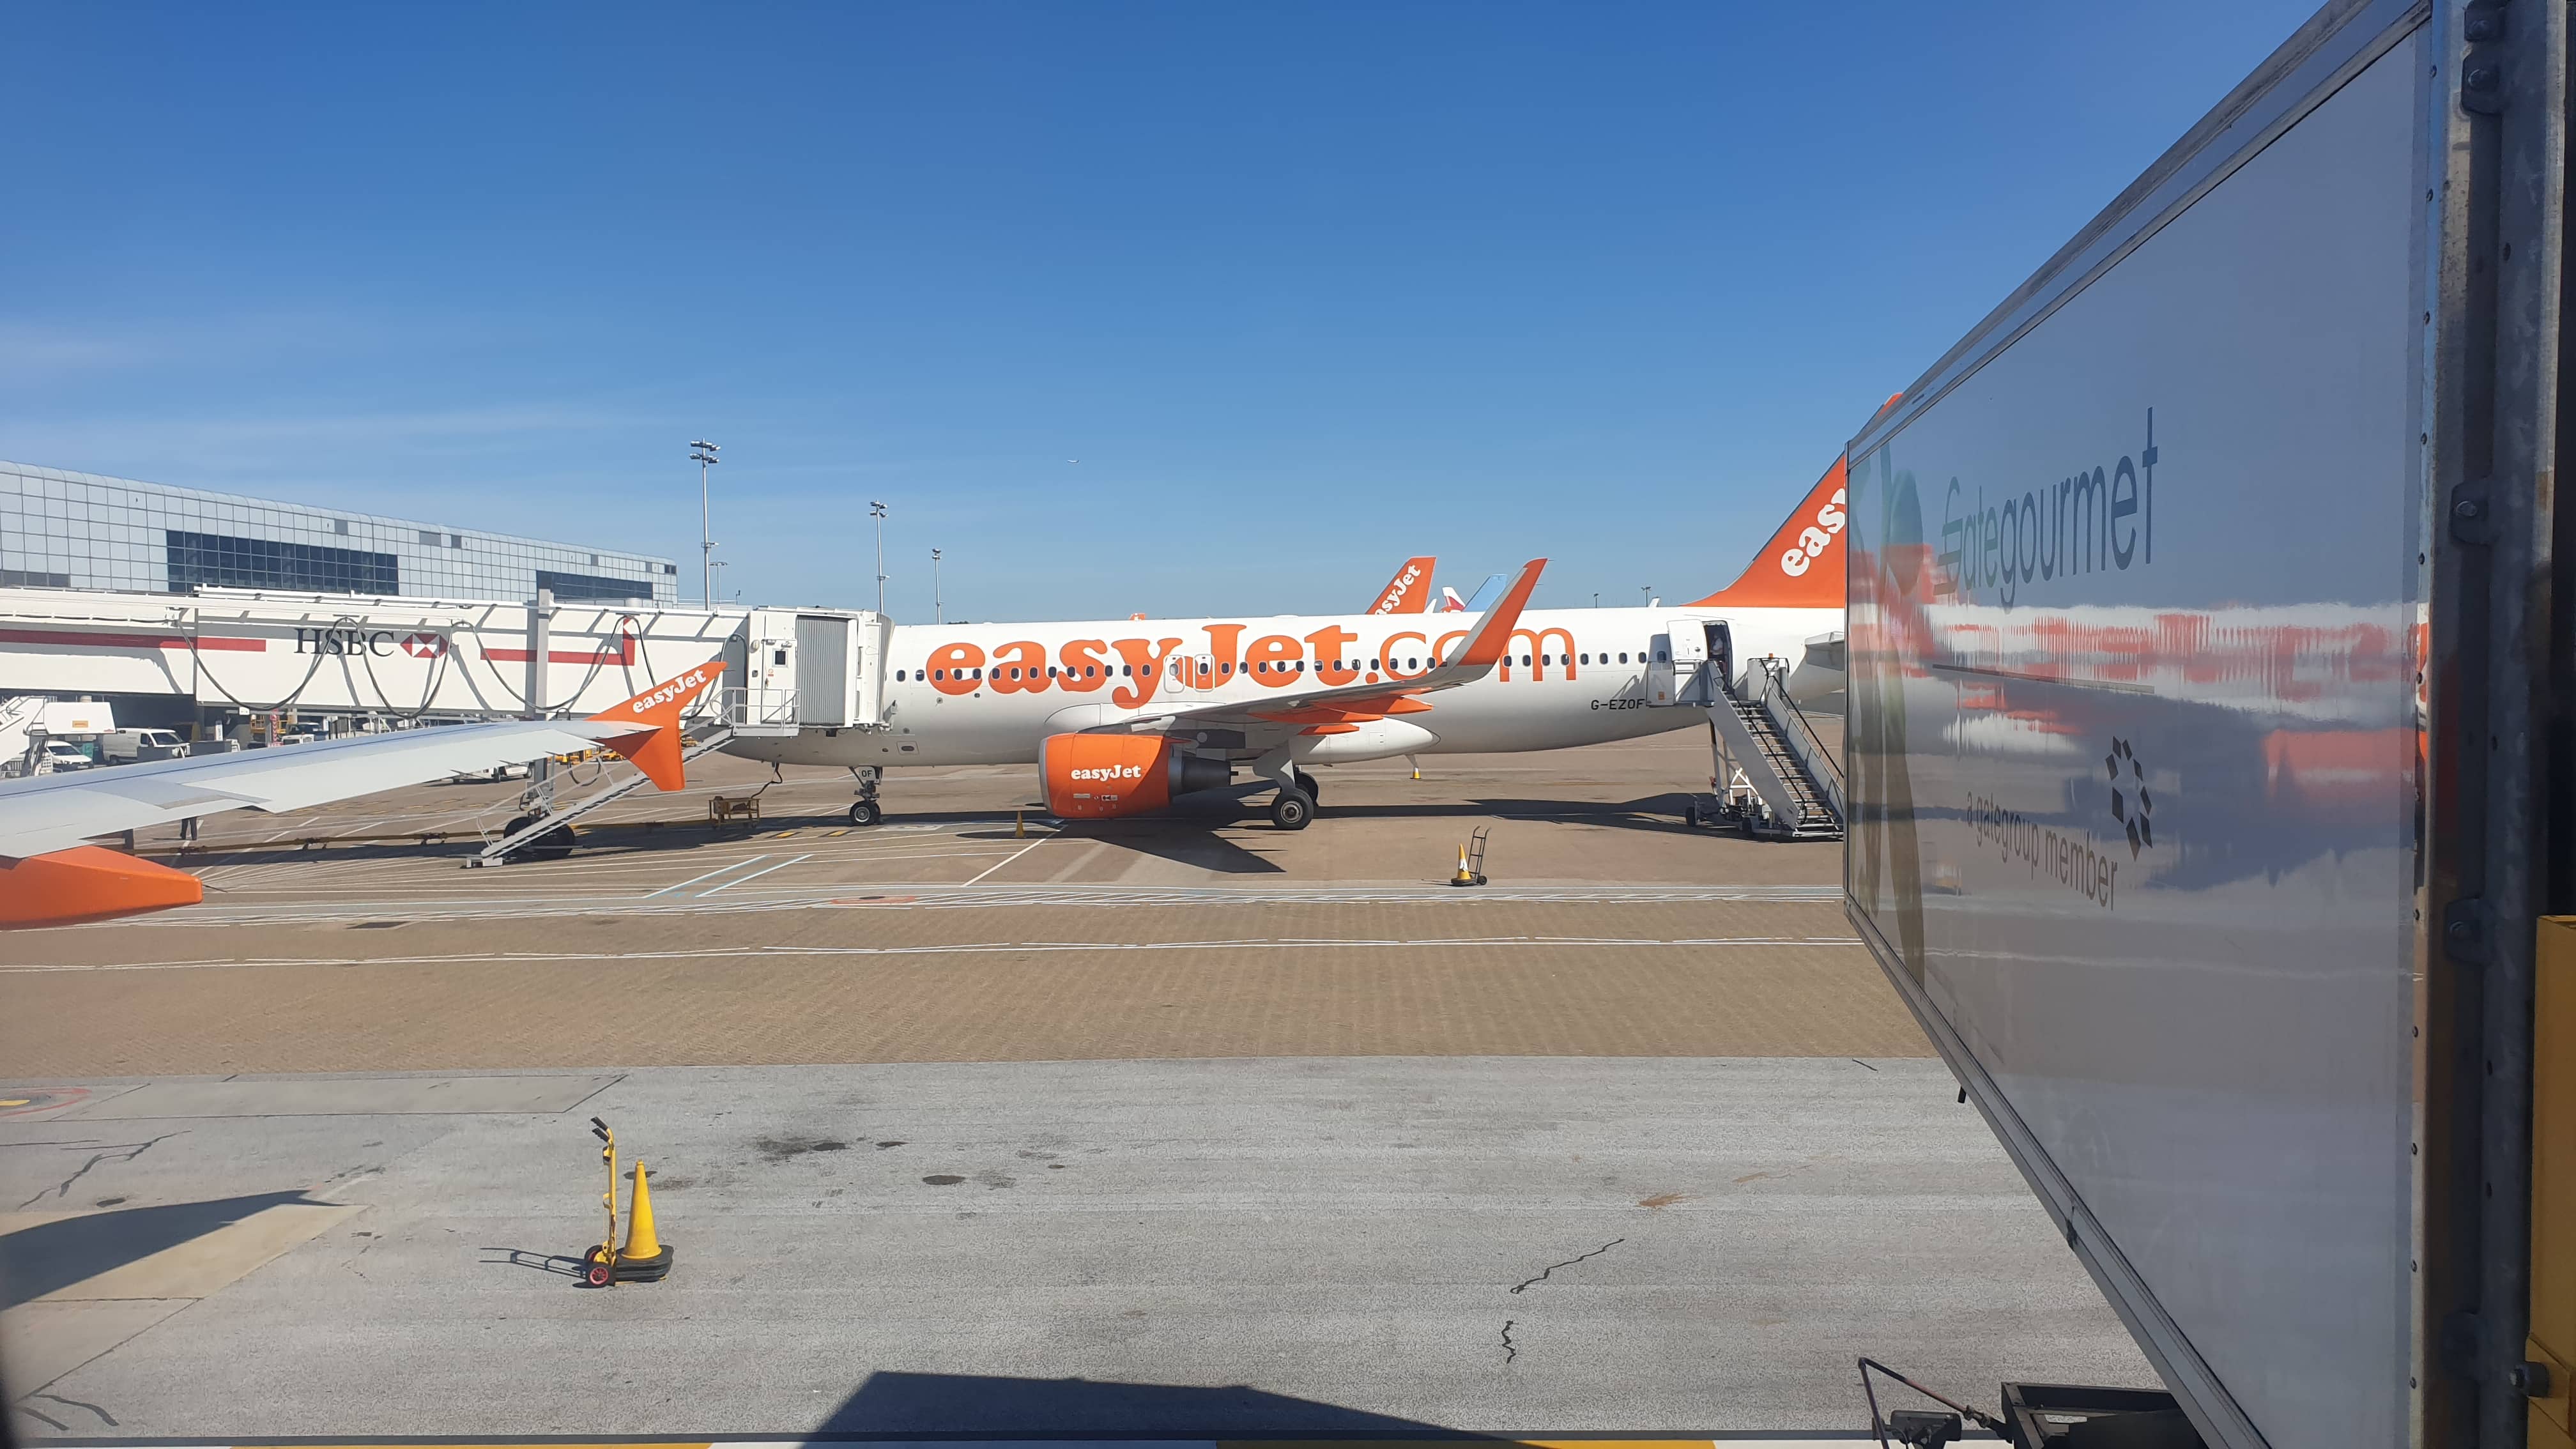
[1452,845,1478,887]
[616,1161,675,1280]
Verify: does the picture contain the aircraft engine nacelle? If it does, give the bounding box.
[1039,733,1231,819]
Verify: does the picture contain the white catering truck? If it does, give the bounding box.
[1844,3,2568,1449]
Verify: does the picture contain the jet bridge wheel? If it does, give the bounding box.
[500,813,576,862]
[847,800,883,827]
[1269,788,1314,831]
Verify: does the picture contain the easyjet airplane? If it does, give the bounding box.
[725,455,1853,830]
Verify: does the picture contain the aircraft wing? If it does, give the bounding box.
[1123,559,1545,740]
[4,717,624,860]
[0,661,724,927]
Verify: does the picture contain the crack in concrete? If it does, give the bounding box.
[1508,1236,1624,1294]
[31,1392,116,1427]
[17,1133,183,1209]
[1499,1319,1517,1365]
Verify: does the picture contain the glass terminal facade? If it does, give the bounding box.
[0,461,678,604]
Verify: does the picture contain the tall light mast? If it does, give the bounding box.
[689,440,721,608]
[870,501,889,614]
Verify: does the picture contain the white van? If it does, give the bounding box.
[101,728,191,763]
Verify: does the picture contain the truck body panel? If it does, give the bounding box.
[1842,2,2566,1445]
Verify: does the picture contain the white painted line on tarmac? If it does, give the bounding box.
[698,853,811,896]
[963,832,1052,885]
[644,855,769,898]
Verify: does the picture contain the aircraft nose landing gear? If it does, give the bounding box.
[847,765,884,827]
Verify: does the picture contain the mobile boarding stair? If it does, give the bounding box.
[466,687,801,865]
[1661,644,1843,842]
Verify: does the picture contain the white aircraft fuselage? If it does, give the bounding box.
[722,602,1836,772]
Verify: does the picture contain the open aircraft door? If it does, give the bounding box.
[1647,625,1704,707]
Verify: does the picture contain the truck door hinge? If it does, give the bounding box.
[2450,482,2496,545]
[2445,898,2490,964]
[2461,3,2508,115]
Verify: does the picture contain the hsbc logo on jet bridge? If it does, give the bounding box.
[630,668,710,714]
[1068,764,1146,782]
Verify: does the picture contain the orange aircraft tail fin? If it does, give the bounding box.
[1689,397,1896,611]
[587,660,726,791]
[1368,556,1437,615]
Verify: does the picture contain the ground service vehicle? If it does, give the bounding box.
[100,728,190,763]
[1844,3,2567,1448]
[36,740,93,772]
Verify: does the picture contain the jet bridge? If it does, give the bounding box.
[717,606,894,734]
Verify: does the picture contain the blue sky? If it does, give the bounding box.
[3,1,2320,623]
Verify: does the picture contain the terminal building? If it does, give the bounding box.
[1,461,679,604]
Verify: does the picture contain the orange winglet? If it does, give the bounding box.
[0,845,204,929]
[1383,696,1434,714]
[1452,561,1545,668]
[586,659,726,791]
[1301,724,1361,735]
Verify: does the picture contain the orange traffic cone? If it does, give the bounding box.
[616,1161,675,1280]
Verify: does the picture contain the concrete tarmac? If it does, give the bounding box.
[1,1060,2153,1439]
[0,728,2160,1438]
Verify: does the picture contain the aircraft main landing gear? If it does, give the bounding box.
[1269,789,1314,831]
[1293,769,1321,803]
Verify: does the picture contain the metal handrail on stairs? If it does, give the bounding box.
[1749,657,1843,822]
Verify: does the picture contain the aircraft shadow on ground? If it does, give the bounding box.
[818,1368,1496,1436]
[0,1189,319,1310]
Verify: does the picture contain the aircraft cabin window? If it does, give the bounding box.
[1085,665,1096,677]
[1407,657,1418,669]
[933,669,945,679]
[1221,662,1232,674]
